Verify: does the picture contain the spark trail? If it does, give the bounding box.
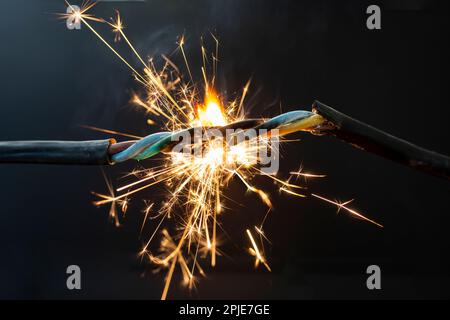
[61,2,382,299]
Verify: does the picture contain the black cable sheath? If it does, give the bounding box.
[0,140,113,165]
[312,101,450,180]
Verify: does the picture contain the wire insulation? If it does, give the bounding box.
[311,101,450,179]
[0,140,113,165]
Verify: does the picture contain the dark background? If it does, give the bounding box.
[0,0,449,299]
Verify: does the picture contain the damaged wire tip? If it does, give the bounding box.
[310,101,450,180]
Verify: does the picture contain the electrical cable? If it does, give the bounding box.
[0,139,114,165]
[311,101,450,180]
[0,101,448,180]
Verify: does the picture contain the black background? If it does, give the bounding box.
[0,0,449,299]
